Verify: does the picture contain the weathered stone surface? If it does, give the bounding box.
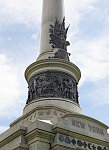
[0,125,28,150]
[52,113,109,142]
[1,116,109,150]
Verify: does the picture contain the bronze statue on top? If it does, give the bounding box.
[49,17,71,61]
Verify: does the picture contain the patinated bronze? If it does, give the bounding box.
[49,17,70,61]
[26,71,79,104]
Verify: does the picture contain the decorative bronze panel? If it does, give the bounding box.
[49,17,71,61]
[58,134,108,150]
[26,71,79,104]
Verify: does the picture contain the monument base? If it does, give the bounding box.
[0,112,109,150]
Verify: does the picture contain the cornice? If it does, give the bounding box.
[26,128,54,143]
[10,104,80,127]
[13,143,29,150]
[0,126,27,148]
[62,113,109,129]
[25,59,81,83]
[52,126,109,147]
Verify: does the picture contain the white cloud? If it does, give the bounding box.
[0,0,97,29]
[0,38,2,42]
[65,0,97,33]
[0,54,23,118]
[70,35,109,85]
[69,34,109,106]
[0,126,9,134]
[0,0,42,28]
[95,80,109,105]
[32,33,38,39]
[8,37,12,41]
[64,0,109,85]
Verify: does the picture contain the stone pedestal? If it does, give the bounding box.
[0,0,109,150]
[24,59,82,121]
[0,113,109,150]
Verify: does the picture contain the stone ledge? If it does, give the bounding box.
[62,113,109,129]
[26,120,52,134]
[25,58,81,83]
[10,105,71,128]
[52,133,109,150]
[13,143,29,150]
[25,120,54,143]
[23,98,82,116]
[51,144,73,150]
[52,120,109,146]
[10,102,82,128]
[0,126,27,147]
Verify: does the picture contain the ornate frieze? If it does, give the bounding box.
[58,134,109,150]
[26,71,79,104]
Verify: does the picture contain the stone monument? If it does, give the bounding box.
[0,0,109,150]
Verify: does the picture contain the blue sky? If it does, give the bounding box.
[0,0,109,133]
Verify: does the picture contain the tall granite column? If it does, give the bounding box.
[37,0,71,61]
[24,0,82,120]
[40,0,65,54]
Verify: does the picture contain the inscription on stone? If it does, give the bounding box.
[88,124,104,135]
[72,119,104,136]
[72,119,85,129]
